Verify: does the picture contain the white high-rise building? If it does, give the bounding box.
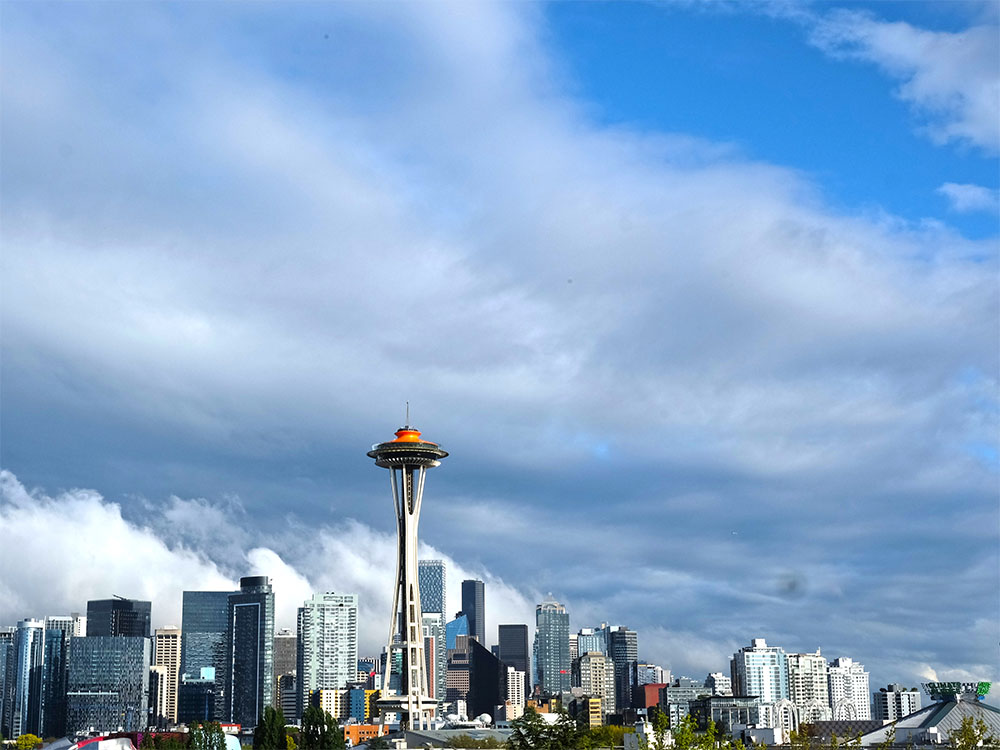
[296,592,359,716]
[787,649,831,722]
[635,663,670,687]
[731,638,789,703]
[828,657,870,720]
[873,684,921,721]
[705,672,732,696]
[153,627,182,724]
[575,651,616,716]
[506,666,525,708]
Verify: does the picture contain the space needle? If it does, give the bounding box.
[368,413,448,730]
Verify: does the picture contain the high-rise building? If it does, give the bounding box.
[663,676,710,727]
[181,589,232,716]
[41,616,76,737]
[461,580,485,644]
[86,598,151,638]
[153,627,182,725]
[446,615,469,651]
[606,626,637,715]
[575,651,616,717]
[730,638,789,703]
[497,624,530,679]
[66,636,151,734]
[827,657,870,720]
[225,576,275,727]
[704,672,731,696]
[787,649,831,722]
[446,636,505,718]
[8,619,45,738]
[274,628,297,717]
[534,598,570,697]
[296,592,359,717]
[873,684,921,722]
[419,560,446,617]
[421,613,445,703]
[505,666,526,709]
[178,668,217,724]
[634,663,670,688]
[577,628,606,657]
[0,626,15,738]
[368,423,447,729]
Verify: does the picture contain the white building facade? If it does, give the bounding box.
[296,592,359,715]
[730,638,789,703]
[827,657,870,720]
[787,649,831,722]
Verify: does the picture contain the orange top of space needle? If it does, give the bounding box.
[389,427,436,444]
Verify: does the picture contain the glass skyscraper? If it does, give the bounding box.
[225,576,274,728]
[9,619,44,738]
[497,623,530,678]
[418,560,446,616]
[86,598,151,638]
[66,636,151,734]
[460,580,485,644]
[534,598,570,696]
[181,589,233,718]
[41,616,76,737]
[445,614,469,651]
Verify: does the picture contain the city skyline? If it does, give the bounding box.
[1,0,997,700]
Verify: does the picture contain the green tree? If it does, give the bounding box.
[255,706,288,750]
[950,716,999,750]
[190,721,227,750]
[507,707,551,750]
[16,735,43,750]
[300,704,345,750]
[549,711,589,750]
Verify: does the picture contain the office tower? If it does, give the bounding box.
[568,633,578,663]
[66,636,151,734]
[575,651,616,716]
[86,597,151,638]
[178,668,217,724]
[421,613,445,703]
[225,576,275,727]
[461,580,485,644]
[497,624,530,678]
[8,619,45,738]
[0,627,15,738]
[664,676,710,727]
[274,628,297,716]
[41,616,76,737]
[730,638,789,703]
[606,626,637,715]
[577,627,606,657]
[419,560,446,617]
[153,627,182,725]
[296,592,359,716]
[445,636,504,718]
[633,663,669,688]
[828,657,871,720]
[787,649,831,722]
[181,589,232,717]
[534,597,570,696]
[873,684,921,721]
[367,422,447,729]
[704,672,730,696]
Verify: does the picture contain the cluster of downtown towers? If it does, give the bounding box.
[0,560,885,741]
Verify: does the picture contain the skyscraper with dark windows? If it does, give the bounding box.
[606,625,638,715]
[0,626,15,738]
[225,576,274,728]
[181,589,233,718]
[66,636,151,734]
[8,619,44,738]
[461,580,485,644]
[497,624,530,677]
[418,560,446,617]
[41,616,76,737]
[534,598,570,697]
[86,597,151,638]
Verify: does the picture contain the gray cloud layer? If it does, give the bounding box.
[1,2,996,690]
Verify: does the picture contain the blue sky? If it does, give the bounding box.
[1,0,997,693]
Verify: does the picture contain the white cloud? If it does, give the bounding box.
[937,182,1000,213]
[809,10,1000,151]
